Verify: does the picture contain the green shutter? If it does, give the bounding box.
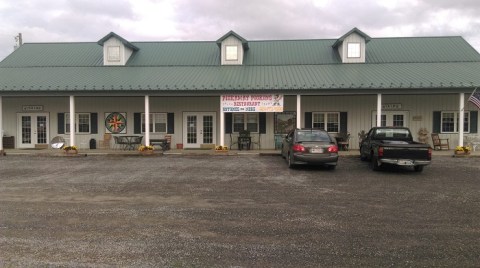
[167,113,175,134]
[470,111,478,133]
[58,113,65,134]
[90,113,98,134]
[225,113,232,133]
[259,113,266,134]
[432,111,441,133]
[304,112,312,128]
[340,112,348,133]
[134,113,141,134]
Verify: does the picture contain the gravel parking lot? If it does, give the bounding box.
[0,154,479,267]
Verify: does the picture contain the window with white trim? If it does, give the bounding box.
[141,113,167,133]
[441,111,470,133]
[65,113,90,134]
[347,43,360,58]
[226,45,238,61]
[233,113,258,132]
[313,112,339,133]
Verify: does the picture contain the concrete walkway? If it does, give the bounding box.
[1,148,478,157]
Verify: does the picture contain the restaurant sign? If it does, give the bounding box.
[221,94,283,112]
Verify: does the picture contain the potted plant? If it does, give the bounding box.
[455,146,471,156]
[63,145,78,155]
[138,145,155,155]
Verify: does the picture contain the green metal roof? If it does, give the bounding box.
[1,63,480,93]
[1,33,480,94]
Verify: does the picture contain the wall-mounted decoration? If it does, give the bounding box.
[105,112,127,134]
[274,111,296,134]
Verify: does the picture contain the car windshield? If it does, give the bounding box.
[373,128,412,140]
[296,131,331,142]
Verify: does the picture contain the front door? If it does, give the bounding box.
[183,112,216,148]
[17,113,49,148]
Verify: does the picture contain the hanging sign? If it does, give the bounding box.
[22,105,43,111]
[221,94,283,112]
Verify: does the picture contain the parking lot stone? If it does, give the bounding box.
[0,154,479,267]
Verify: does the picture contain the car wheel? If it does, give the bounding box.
[360,146,368,161]
[287,152,295,169]
[414,165,424,172]
[370,154,382,171]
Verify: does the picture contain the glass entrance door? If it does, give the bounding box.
[17,113,49,148]
[183,112,216,148]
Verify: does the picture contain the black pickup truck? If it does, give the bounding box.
[360,127,432,172]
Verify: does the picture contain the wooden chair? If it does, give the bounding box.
[229,133,238,150]
[164,135,172,150]
[99,133,112,149]
[431,133,449,150]
[336,132,350,151]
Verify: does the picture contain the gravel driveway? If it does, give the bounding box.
[0,154,479,267]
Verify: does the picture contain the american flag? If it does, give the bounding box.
[468,88,480,110]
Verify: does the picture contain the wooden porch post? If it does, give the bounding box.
[145,95,150,146]
[0,96,3,154]
[220,97,225,146]
[296,95,301,128]
[377,94,382,127]
[69,96,75,146]
[459,93,465,146]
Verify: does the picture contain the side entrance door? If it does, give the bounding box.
[17,113,50,148]
[183,112,216,148]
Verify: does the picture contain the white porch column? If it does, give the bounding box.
[296,95,301,128]
[220,108,225,147]
[69,96,75,146]
[377,94,382,127]
[145,95,150,145]
[459,93,465,146]
[0,96,3,152]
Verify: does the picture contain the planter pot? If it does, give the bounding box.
[140,150,155,155]
[454,150,470,156]
[176,144,183,149]
[64,149,78,155]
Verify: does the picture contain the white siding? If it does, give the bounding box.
[2,94,478,150]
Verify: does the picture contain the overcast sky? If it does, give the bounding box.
[1,0,480,60]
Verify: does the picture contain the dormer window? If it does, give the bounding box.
[107,46,121,62]
[216,31,249,65]
[226,45,238,61]
[98,32,139,66]
[332,28,370,63]
[347,43,360,58]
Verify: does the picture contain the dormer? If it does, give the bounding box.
[216,31,249,65]
[332,27,371,63]
[98,32,139,66]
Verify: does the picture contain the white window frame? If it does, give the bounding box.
[233,113,258,133]
[441,111,470,133]
[225,45,238,61]
[141,113,167,133]
[347,42,361,58]
[65,113,91,134]
[312,112,340,133]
